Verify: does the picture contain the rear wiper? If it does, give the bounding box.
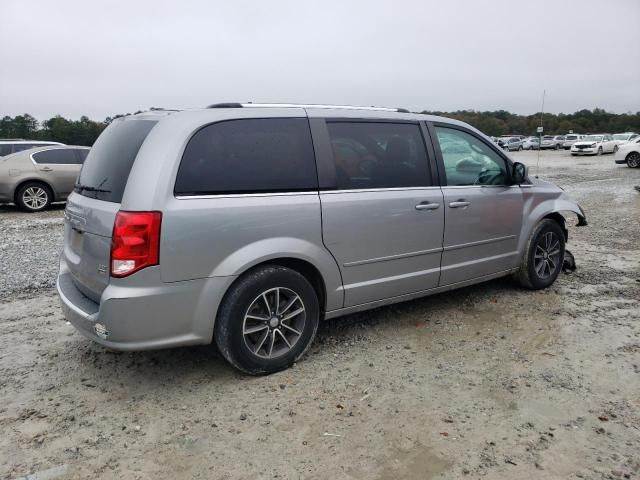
[74,183,111,193]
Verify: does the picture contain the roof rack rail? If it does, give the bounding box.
[207,102,244,108]
[207,102,411,113]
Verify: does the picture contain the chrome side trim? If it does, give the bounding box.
[322,186,442,194]
[343,266,441,291]
[324,268,517,320]
[443,235,516,252]
[176,186,444,199]
[441,185,516,190]
[343,247,443,267]
[175,191,319,199]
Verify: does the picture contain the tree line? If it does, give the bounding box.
[2,108,639,146]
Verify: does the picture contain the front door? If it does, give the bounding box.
[316,120,444,307]
[432,125,524,286]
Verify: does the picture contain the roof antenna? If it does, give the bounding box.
[535,89,545,177]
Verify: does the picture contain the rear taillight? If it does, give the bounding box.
[110,211,162,277]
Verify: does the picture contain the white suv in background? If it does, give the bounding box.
[612,132,638,146]
[562,134,584,150]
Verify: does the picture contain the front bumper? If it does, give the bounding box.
[571,148,596,155]
[57,260,236,351]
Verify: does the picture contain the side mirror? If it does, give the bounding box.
[512,162,528,185]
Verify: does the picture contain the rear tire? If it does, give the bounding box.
[16,182,52,212]
[214,265,320,375]
[627,152,640,168]
[516,219,565,290]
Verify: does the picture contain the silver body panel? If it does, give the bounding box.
[57,107,586,351]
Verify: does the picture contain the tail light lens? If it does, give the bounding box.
[111,211,162,277]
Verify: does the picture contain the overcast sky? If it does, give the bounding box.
[2,0,639,121]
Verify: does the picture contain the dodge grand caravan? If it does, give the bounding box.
[57,104,587,374]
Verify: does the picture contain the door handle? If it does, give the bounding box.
[40,167,53,172]
[448,200,470,208]
[415,202,440,211]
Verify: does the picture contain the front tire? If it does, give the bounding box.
[613,145,619,153]
[16,182,52,212]
[214,265,320,375]
[518,145,523,151]
[627,152,640,168]
[516,219,565,290]
[597,147,603,156]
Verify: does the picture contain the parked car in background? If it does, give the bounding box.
[522,137,540,150]
[614,136,640,168]
[570,134,617,156]
[540,135,565,150]
[612,132,639,146]
[501,136,524,151]
[0,139,64,157]
[55,104,587,375]
[562,134,584,150]
[0,145,89,211]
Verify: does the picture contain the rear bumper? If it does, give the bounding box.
[57,259,236,351]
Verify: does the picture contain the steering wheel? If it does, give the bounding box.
[473,169,503,186]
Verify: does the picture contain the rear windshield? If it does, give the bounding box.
[76,119,156,203]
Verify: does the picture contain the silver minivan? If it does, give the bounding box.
[57,104,587,374]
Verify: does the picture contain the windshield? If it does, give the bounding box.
[76,119,157,203]
[582,135,603,142]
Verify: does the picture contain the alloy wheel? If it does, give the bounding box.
[534,231,561,279]
[627,152,640,168]
[22,187,48,210]
[242,287,306,359]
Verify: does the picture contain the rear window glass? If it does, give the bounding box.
[76,120,157,203]
[75,149,89,164]
[32,148,77,164]
[175,118,317,195]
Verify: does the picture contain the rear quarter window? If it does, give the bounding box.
[32,148,77,164]
[76,120,157,203]
[175,118,317,195]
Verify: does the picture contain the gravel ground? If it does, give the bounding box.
[0,150,639,480]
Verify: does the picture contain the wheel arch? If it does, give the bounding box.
[227,258,328,315]
[210,238,344,313]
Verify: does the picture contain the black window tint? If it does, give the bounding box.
[435,126,509,186]
[32,148,77,164]
[175,118,317,195]
[77,120,157,203]
[0,145,12,156]
[326,122,430,189]
[14,144,37,152]
[74,149,89,164]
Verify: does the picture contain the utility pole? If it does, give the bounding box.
[536,89,545,176]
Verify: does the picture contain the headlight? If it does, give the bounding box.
[590,143,596,147]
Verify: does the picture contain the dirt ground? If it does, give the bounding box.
[1,150,638,480]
